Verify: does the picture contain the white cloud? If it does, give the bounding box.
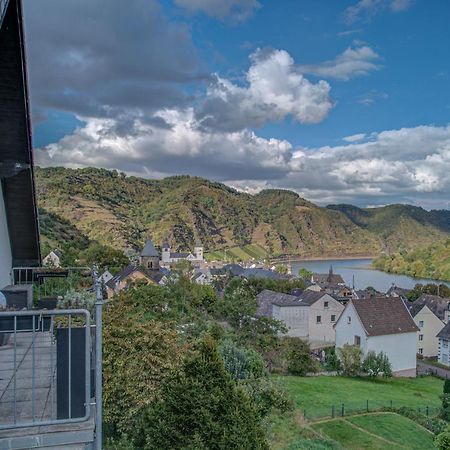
[174,0,260,22]
[343,133,366,142]
[344,0,413,24]
[298,45,381,80]
[196,49,333,131]
[37,114,450,209]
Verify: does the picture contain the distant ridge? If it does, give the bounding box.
[35,166,450,258]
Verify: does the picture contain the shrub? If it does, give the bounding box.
[388,407,447,435]
[218,340,266,380]
[338,344,362,376]
[435,429,450,450]
[284,338,319,376]
[361,351,392,378]
[323,347,342,373]
[57,289,96,315]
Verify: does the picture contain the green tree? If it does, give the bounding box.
[284,338,319,376]
[103,300,185,434]
[275,264,288,274]
[298,267,313,280]
[435,428,450,450]
[338,344,362,376]
[361,351,392,378]
[133,336,269,449]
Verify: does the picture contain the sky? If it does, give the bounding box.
[23,0,450,209]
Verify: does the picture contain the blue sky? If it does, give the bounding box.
[25,0,450,208]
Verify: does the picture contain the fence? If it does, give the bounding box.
[302,400,440,421]
[0,309,91,430]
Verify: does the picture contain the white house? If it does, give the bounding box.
[256,290,344,347]
[43,249,62,267]
[437,322,450,366]
[407,294,450,357]
[161,239,204,264]
[335,297,419,377]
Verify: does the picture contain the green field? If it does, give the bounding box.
[205,244,269,262]
[311,413,434,450]
[276,375,443,419]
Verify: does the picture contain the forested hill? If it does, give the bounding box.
[373,240,450,281]
[35,167,450,258]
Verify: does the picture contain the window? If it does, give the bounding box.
[443,354,449,364]
[419,334,423,341]
[347,316,351,324]
[324,301,329,309]
[444,340,449,348]
[418,348,423,355]
[331,315,336,322]
[316,315,322,324]
[354,335,361,346]
[419,320,424,328]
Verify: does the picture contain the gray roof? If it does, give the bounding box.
[437,322,450,340]
[408,294,450,321]
[141,238,159,257]
[105,264,164,289]
[351,297,419,337]
[313,273,345,285]
[296,290,328,306]
[256,290,301,317]
[170,252,190,259]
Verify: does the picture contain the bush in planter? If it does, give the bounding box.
[57,289,96,316]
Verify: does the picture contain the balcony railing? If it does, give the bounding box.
[0,309,92,430]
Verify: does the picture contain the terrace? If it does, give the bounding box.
[0,268,101,450]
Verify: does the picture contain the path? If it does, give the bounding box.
[417,360,450,379]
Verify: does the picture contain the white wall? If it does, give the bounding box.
[308,294,345,343]
[335,302,368,354]
[273,305,309,337]
[438,339,450,366]
[414,305,445,357]
[0,183,12,288]
[367,332,417,373]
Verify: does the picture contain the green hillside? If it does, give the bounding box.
[35,167,450,259]
[373,239,450,281]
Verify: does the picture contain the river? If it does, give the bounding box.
[291,258,450,293]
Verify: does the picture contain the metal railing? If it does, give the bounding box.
[0,0,9,28]
[0,309,91,430]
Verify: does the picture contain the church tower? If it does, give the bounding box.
[140,236,160,270]
[161,239,171,263]
[194,238,203,261]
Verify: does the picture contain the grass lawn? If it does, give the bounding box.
[312,413,434,450]
[276,375,443,419]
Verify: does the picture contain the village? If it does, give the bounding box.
[44,237,450,378]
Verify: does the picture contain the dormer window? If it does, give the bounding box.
[324,301,329,309]
[347,316,351,324]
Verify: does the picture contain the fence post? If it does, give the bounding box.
[426,406,429,416]
[332,405,335,418]
[366,399,369,412]
[94,266,104,450]
[304,409,307,420]
[390,400,393,408]
[341,403,345,417]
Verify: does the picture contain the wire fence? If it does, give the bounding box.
[302,400,440,421]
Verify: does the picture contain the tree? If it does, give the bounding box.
[324,347,342,373]
[298,267,313,280]
[275,264,288,274]
[442,381,450,421]
[132,336,269,449]
[338,344,362,376]
[361,351,392,378]
[284,338,319,376]
[103,300,185,434]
